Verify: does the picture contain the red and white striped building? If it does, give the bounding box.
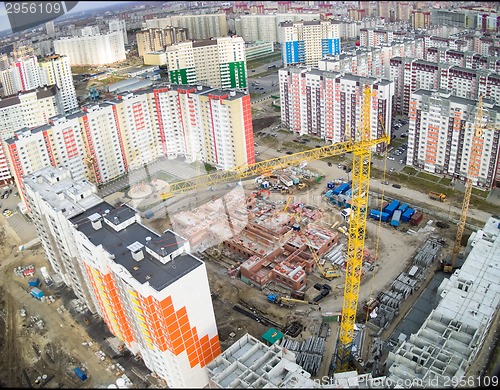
[279,67,394,154]
[5,84,254,203]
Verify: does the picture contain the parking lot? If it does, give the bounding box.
[1,187,38,244]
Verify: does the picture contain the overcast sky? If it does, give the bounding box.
[0,1,132,34]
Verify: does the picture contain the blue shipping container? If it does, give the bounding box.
[401,208,415,222]
[325,190,333,197]
[391,210,402,227]
[398,203,409,213]
[28,278,40,287]
[333,183,350,196]
[369,209,390,222]
[384,200,400,217]
[74,367,88,381]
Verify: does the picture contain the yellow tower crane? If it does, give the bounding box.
[159,85,389,371]
[445,96,500,272]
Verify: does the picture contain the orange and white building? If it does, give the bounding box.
[23,166,221,387]
[407,89,500,189]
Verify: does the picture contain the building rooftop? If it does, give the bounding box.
[70,202,202,292]
[23,166,101,218]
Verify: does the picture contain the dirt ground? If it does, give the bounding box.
[0,219,140,388]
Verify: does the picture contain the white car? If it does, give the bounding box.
[399,159,405,164]
[387,156,395,161]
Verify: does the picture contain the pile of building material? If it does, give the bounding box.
[281,336,325,376]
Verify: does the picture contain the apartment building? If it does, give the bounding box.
[234,13,320,43]
[23,167,101,310]
[39,55,78,113]
[145,13,228,40]
[390,58,500,114]
[407,89,500,189]
[5,84,255,198]
[109,19,128,45]
[153,85,255,170]
[396,2,413,22]
[136,27,188,57]
[280,20,341,67]
[54,31,126,66]
[279,67,394,154]
[166,37,247,90]
[0,55,40,96]
[359,28,394,47]
[411,10,431,29]
[24,168,221,387]
[0,85,63,185]
[425,48,500,72]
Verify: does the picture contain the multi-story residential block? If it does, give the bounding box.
[390,57,500,114]
[279,20,341,67]
[39,55,78,113]
[0,56,40,96]
[411,10,431,29]
[279,67,394,154]
[359,28,394,47]
[145,13,228,40]
[348,9,367,21]
[24,167,221,386]
[166,37,247,90]
[407,89,500,189]
[23,167,101,309]
[136,27,188,57]
[109,19,128,45]
[0,85,63,184]
[245,42,274,61]
[397,2,413,22]
[12,44,35,59]
[234,13,320,43]
[0,53,10,71]
[5,84,255,197]
[377,1,393,21]
[358,1,372,17]
[154,85,255,169]
[54,31,126,66]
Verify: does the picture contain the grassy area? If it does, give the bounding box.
[282,141,312,152]
[471,187,488,199]
[277,129,290,134]
[247,52,282,70]
[204,163,217,173]
[402,166,418,175]
[259,135,280,147]
[71,65,95,74]
[439,177,452,186]
[251,69,280,78]
[98,76,127,85]
[417,171,441,182]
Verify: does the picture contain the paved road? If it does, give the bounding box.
[1,189,38,244]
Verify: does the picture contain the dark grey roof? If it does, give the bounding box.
[70,202,202,292]
[145,230,186,257]
[193,39,218,48]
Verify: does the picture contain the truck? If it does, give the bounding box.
[410,211,423,226]
[332,182,350,196]
[30,287,44,300]
[74,367,88,381]
[401,207,415,222]
[340,208,352,223]
[369,209,390,222]
[384,200,400,217]
[290,175,300,185]
[391,210,402,227]
[40,266,54,286]
[429,192,446,202]
[28,277,40,287]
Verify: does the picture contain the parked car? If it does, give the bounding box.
[399,159,405,164]
[392,184,401,189]
[387,156,395,161]
[382,180,389,185]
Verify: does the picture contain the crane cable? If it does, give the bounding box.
[364,121,390,323]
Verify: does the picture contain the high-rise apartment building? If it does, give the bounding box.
[54,31,126,66]
[280,20,341,67]
[396,2,412,22]
[359,28,394,47]
[279,68,394,154]
[0,56,40,95]
[166,37,247,90]
[23,167,221,387]
[145,13,228,40]
[390,58,500,114]
[359,1,372,17]
[377,1,393,21]
[407,89,500,189]
[234,13,320,43]
[109,19,128,45]
[23,167,101,310]
[39,55,78,113]
[411,10,431,29]
[5,84,255,197]
[45,21,55,36]
[0,85,63,184]
[1,55,77,113]
[136,27,188,57]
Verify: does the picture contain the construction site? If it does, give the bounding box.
[1,83,499,388]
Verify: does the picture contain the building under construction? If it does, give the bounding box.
[385,216,500,386]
